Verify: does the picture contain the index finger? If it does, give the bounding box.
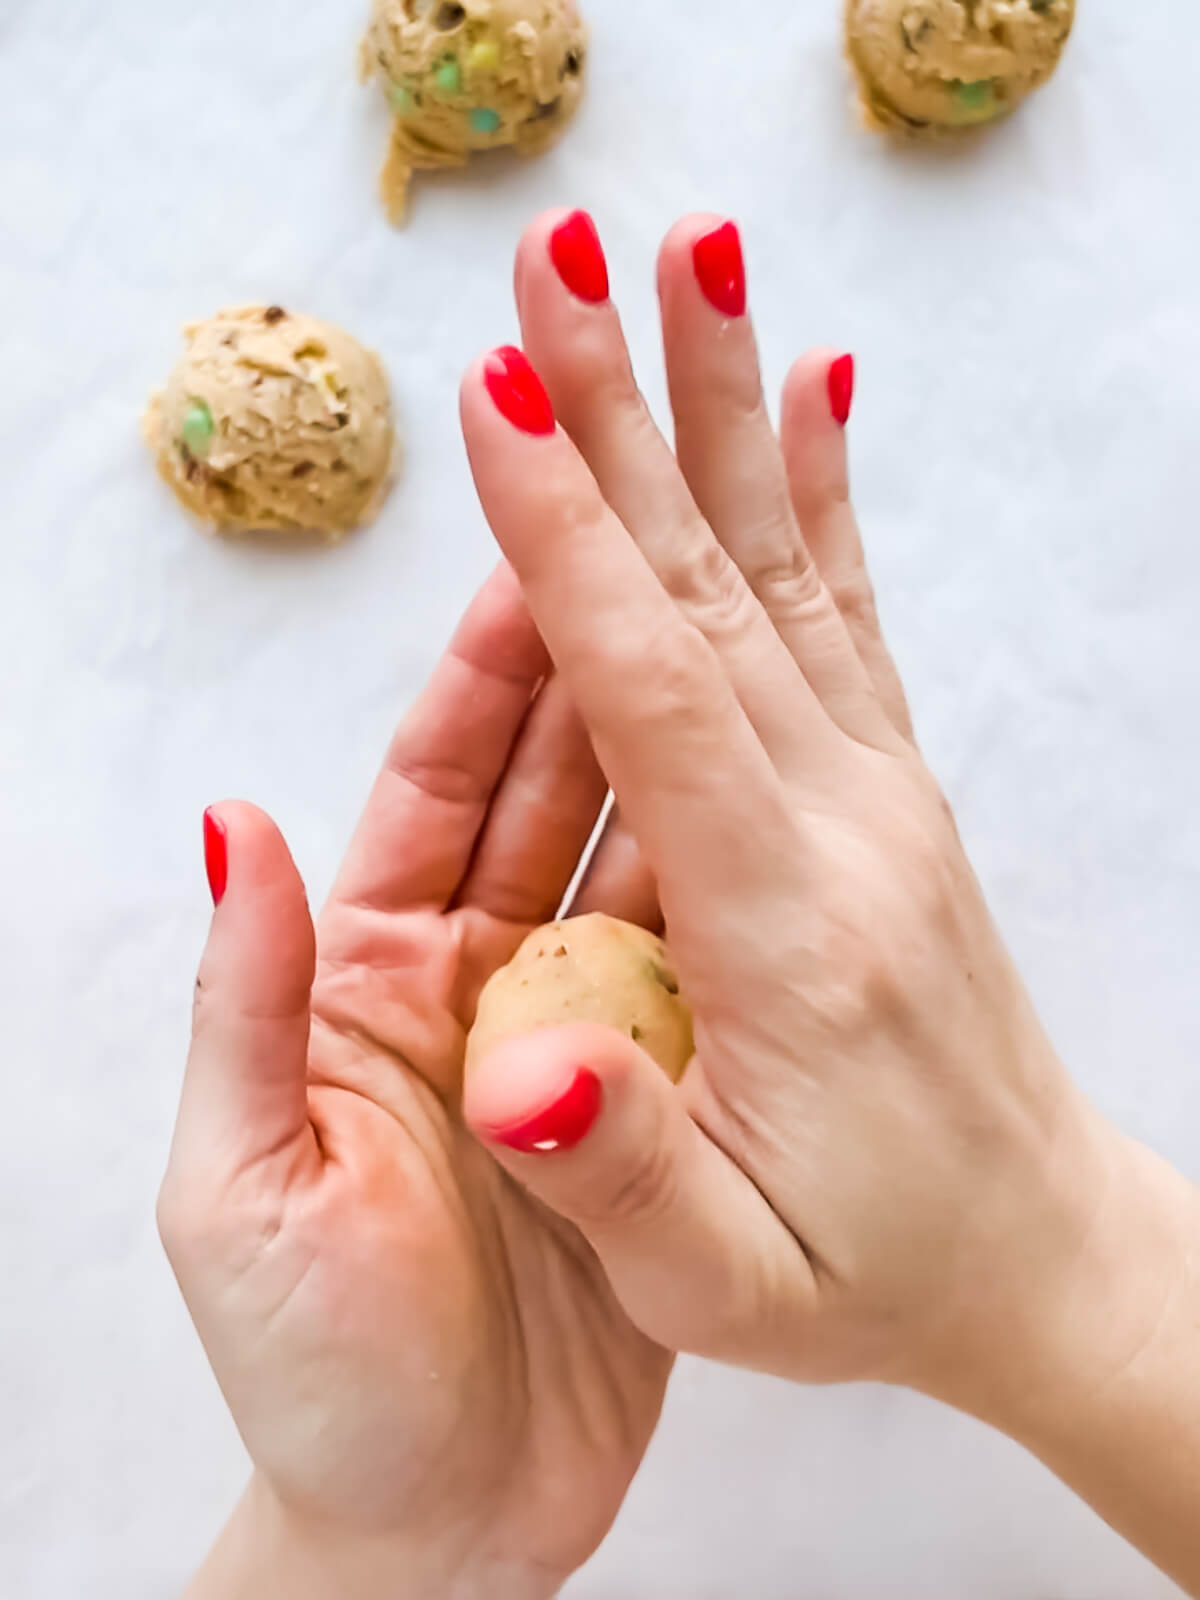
[331,561,549,914]
[459,348,795,897]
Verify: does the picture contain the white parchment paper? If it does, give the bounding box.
[1,0,1196,1593]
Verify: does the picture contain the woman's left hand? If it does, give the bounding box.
[159,565,667,1600]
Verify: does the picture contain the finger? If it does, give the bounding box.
[332,563,551,914]
[780,351,915,743]
[171,803,319,1179]
[464,1024,817,1364]
[657,216,901,755]
[452,672,608,926]
[513,209,824,770]
[567,801,661,930]
[459,348,804,913]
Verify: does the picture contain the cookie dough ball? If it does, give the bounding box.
[143,305,396,539]
[467,915,694,1085]
[361,0,587,222]
[845,0,1075,137]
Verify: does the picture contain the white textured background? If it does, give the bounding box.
[1,0,1196,1594]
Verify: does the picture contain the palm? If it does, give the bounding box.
[300,896,668,1575]
[177,567,669,1583]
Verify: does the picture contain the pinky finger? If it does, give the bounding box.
[780,351,916,744]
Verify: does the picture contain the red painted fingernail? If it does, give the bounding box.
[692,220,746,317]
[203,808,228,906]
[828,353,855,427]
[484,1067,602,1155]
[483,346,556,437]
[549,210,609,304]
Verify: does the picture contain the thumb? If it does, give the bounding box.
[173,802,317,1175]
[464,1023,808,1363]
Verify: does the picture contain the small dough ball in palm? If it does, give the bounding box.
[143,305,396,540]
[361,0,588,222]
[467,915,694,1084]
[845,0,1075,137]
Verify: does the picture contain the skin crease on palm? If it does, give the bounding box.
[164,212,1200,1599]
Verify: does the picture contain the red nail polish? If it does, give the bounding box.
[828,353,855,427]
[484,1068,602,1155]
[203,808,228,906]
[692,220,746,317]
[483,346,556,437]
[549,210,609,304]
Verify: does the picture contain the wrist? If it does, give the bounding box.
[940,1110,1200,1593]
[186,1475,564,1600]
[937,1096,1198,1451]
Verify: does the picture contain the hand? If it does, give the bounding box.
[158,565,669,1600]
[456,213,1200,1584]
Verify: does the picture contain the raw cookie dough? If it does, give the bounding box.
[360,0,587,222]
[845,0,1074,137]
[467,914,694,1085]
[143,305,396,539]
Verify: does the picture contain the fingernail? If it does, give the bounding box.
[483,346,556,437]
[484,1067,602,1155]
[203,808,228,906]
[549,210,609,304]
[692,220,746,317]
[828,353,855,427]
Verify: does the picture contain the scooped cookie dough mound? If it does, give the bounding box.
[845,0,1074,137]
[467,915,695,1085]
[361,0,587,222]
[143,306,396,539]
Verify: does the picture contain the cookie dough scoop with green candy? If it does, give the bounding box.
[360,0,588,223]
[845,0,1075,138]
[143,305,397,540]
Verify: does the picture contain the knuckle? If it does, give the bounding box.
[689,359,765,426]
[578,1138,679,1231]
[656,525,735,610]
[754,545,828,622]
[682,549,767,645]
[385,746,491,809]
[561,329,642,413]
[790,466,851,522]
[600,373,660,443]
[609,619,717,722]
[831,570,881,635]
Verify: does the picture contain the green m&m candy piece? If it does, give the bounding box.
[435,56,462,93]
[181,398,214,459]
[951,79,998,122]
[470,106,502,134]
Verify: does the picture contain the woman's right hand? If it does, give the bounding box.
[457,212,1200,1591]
